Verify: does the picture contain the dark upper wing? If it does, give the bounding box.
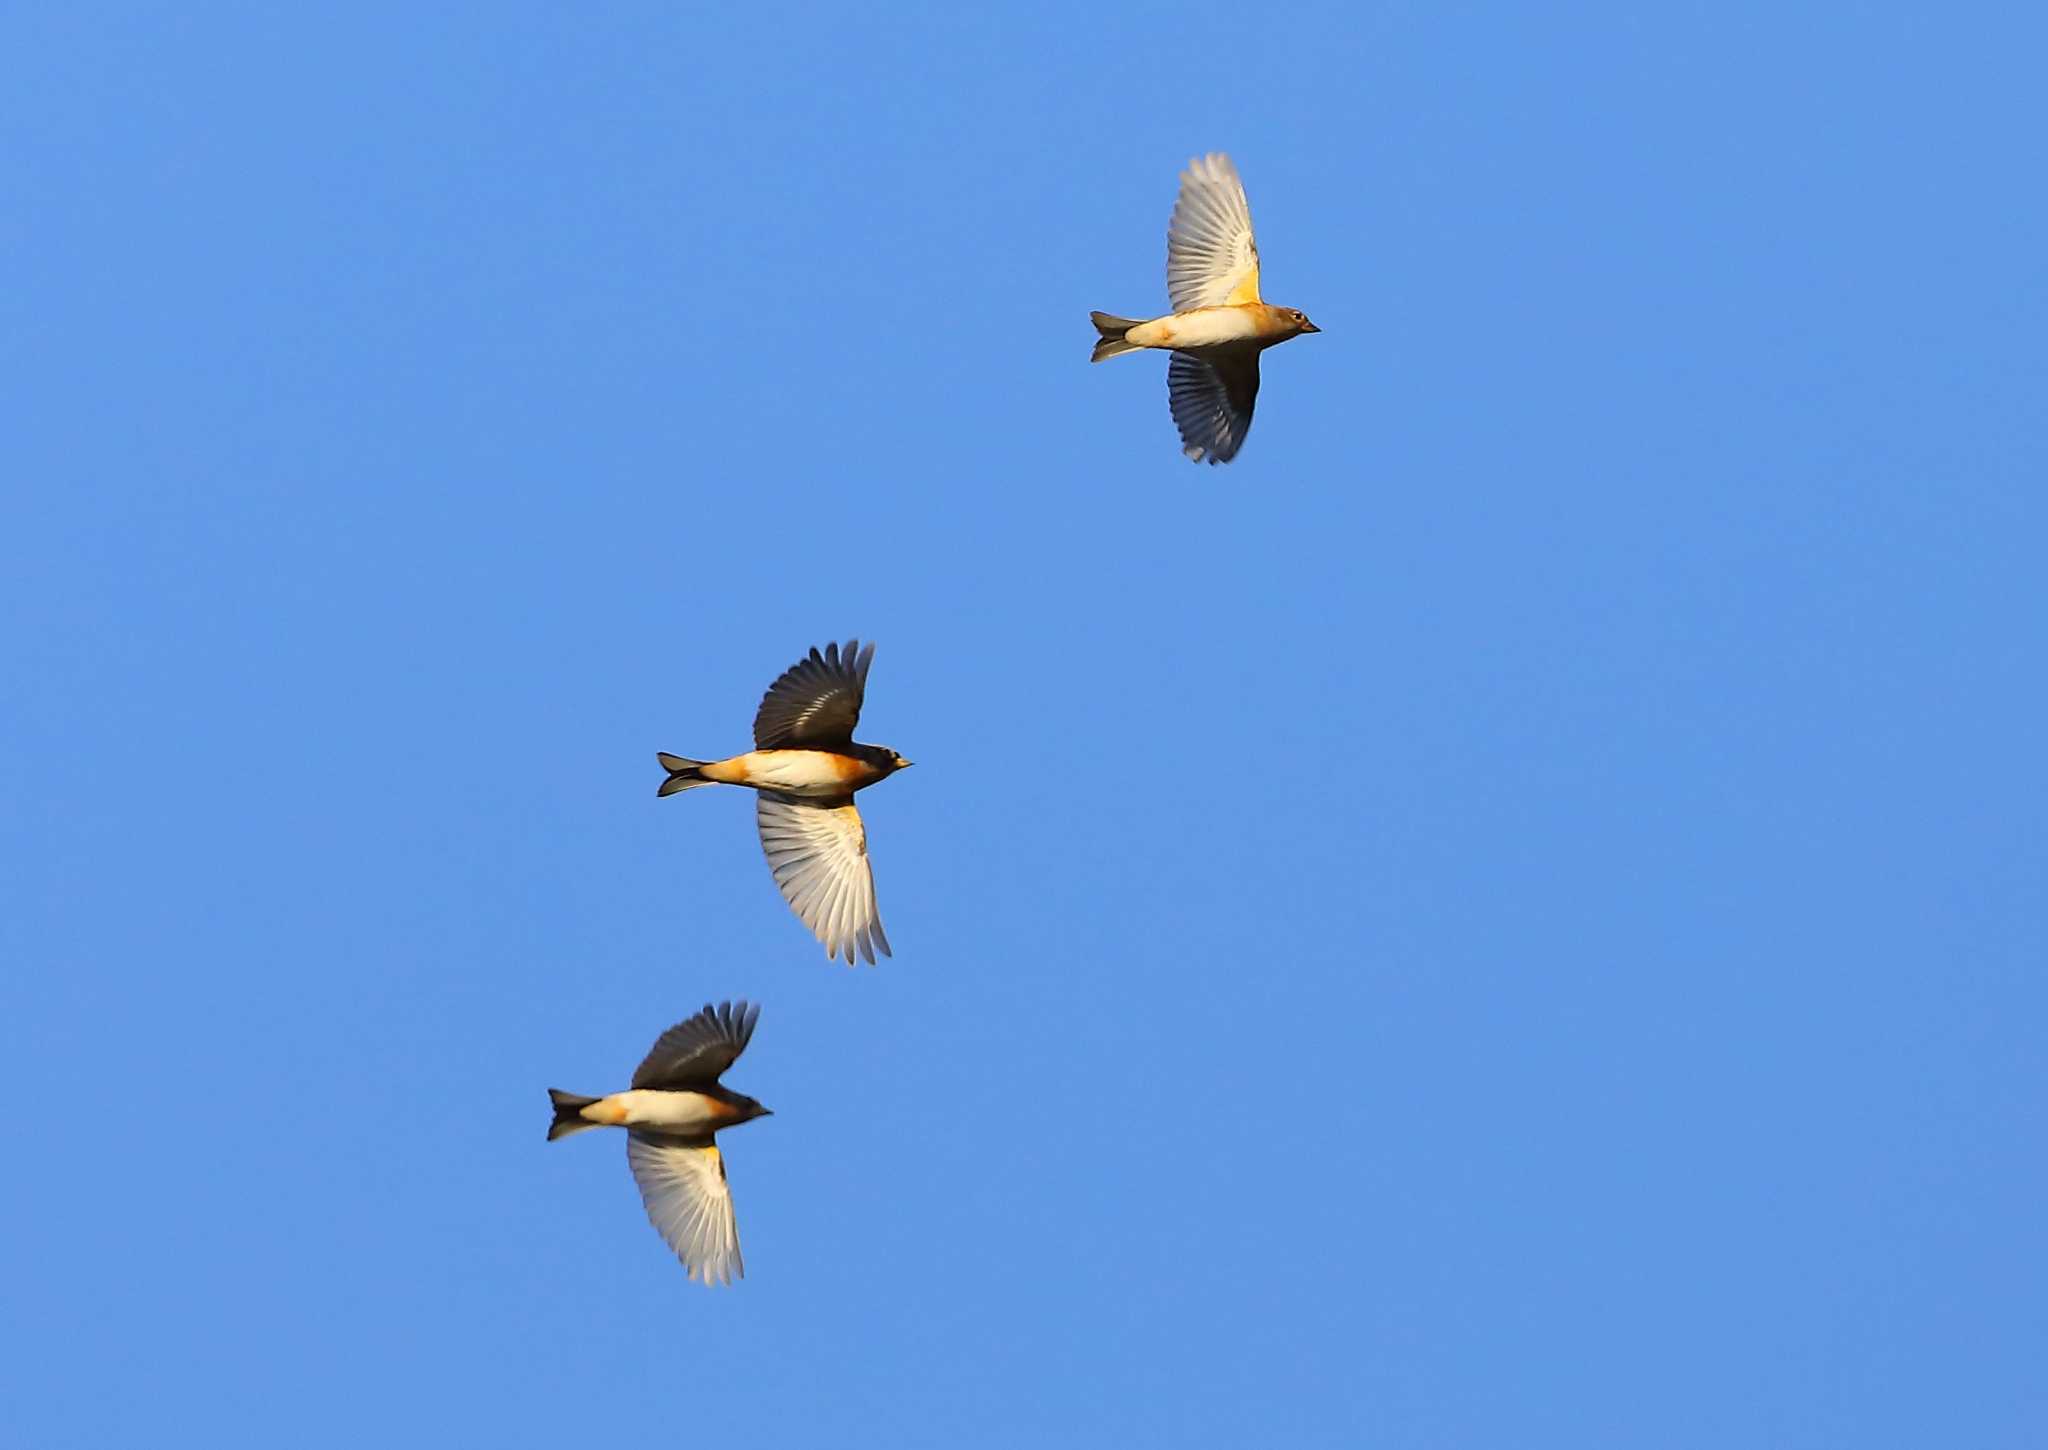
[631,1000,761,1089]
[753,639,874,749]
[1167,351,1260,464]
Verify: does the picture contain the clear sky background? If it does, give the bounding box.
[4,4,2043,1446]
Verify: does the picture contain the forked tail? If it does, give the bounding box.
[1089,312,1146,363]
[547,1089,601,1141]
[656,752,711,797]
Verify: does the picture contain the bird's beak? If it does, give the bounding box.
[757,1107,775,1118]
[1300,321,1321,333]
[897,759,915,769]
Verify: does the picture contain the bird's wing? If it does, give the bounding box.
[627,1131,743,1285]
[1166,153,1261,312]
[756,793,890,965]
[1167,351,1260,464]
[754,639,874,749]
[631,1000,761,1089]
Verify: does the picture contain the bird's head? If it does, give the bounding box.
[1285,308,1321,335]
[734,1095,774,1124]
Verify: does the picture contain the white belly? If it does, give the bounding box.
[609,1090,723,1131]
[1128,307,1259,350]
[736,749,856,796]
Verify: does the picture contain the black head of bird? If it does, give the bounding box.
[730,1095,774,1123]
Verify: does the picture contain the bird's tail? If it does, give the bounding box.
[656,753,712,797]
[547,1089,601,1142]
[1090,312,1146,363]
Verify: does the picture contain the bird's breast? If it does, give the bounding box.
[594,1090,729,1132]
[723,749,871,796]
[1128,307,1262,351]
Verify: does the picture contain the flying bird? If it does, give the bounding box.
[547,1001,771,1286]
[657,639,909,965]
[1089,152,1320,464]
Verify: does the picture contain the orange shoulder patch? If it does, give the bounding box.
[1224,259,1263,307]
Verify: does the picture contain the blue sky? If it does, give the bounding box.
[4,3,2044,1445]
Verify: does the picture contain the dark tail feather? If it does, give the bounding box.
[1090,311,1145,363]
[548,1089,601,1141]
[656,753,711,797]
